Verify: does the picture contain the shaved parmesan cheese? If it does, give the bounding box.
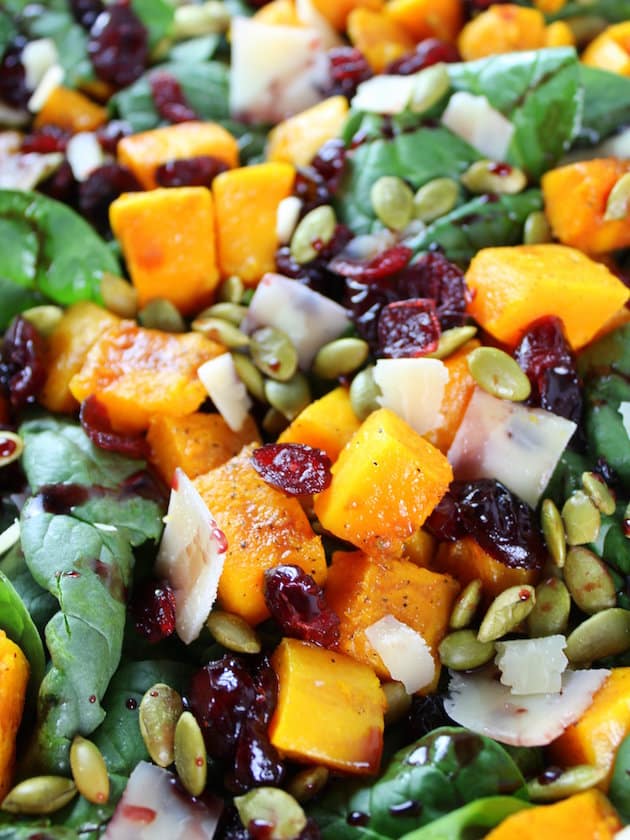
[66,132,105,182]
[373,357,449,436]
[619,401,630,439]
[0,152,63,190]
[445,666,609,747]
[0,520,20,556]
[365,614,435,694]
[447,388,576,507]
[495,635,568,695]
[155,469,227,644]
[198,353,252,432]
[295,0,342,48]
[441,91,514,161]
[27,64,64,113]
[22,38,58,90]
[352,75,417,115]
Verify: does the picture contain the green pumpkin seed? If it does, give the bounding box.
[287,766,329,804]
[449,579,483,630]
[527,578,571,637]
[290,205,336,264]
[439,629,496,670]
[467,346,531,402]
[251,327,299,381]
[541,498,567,569]
[382,680,412,726]
[565,608,630,665]
[234,787,307,840]
[206,610,261,654]
[218,275,245,304]
[461,160,527,195]
[523,210,552,245]
[477,585,536,643]
[139,683,183,768]
[100,272,138,318]
[174,711,207,797]
[527,764,607,802]
[232,353,266,402]
[349,365,381,420]
[581,471,616,516]
[370,176,414,231]
[192,316,251,349]
[566,15,607,44]
[413,177,459,223]
[262,407,290,436]
[426,325,478,360]
[604,172,630,221]
[1,776,77,815]
[138,299,186,333]
[69,736,109,805]
[197,302,249,326]
[22,304,64,337]
[0,431,23,468]
[312,338,369,380]
[265,373,311,420]
[409,63,451,114]
[562,491,601,546]
[564,546,617,615]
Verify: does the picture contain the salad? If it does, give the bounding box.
[1,0,630,837]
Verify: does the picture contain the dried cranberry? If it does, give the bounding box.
[385,38,460,75]
[264,564,340,648]
[21,125,71,154]
[88,2,149,88]
[250,657,278,726]
[0,41,30,109]
[150,71,198,123]
[155,156,229,188]
[226,717,285,793]
[96,119,133,154]
[0,317,46,411]
[330,244,412,282]
[131,578,177,642]
[80,396,149,459]
[70,0,105,29]
[78,163,142,237]
[324,46,373,99]
[377,298,441,358]
[251,443,332,496]
[294,141,347,215]
[39,160,79,206]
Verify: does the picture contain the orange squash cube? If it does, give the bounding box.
[311,0,384,31]
[34,85,108,133]
[385,0,463,43]
[110,187,220,316]
[582,22,630,76]
[253,0,303,26]
[278,386,360,462]
[194,448,327,625]
[348,9,415,72]
[458,5,546,60]
[545,21,575,47]
[425,339,479,454]
[313,408,453,556]
[269,638,385,775]
[0,630,29,800]
[266,97,349,168]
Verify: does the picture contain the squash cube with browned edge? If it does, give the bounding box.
[266,97,349,167]
[269,638,385,775]
[385,0,463,43]
[110,187,220,316]
[33,85,108,133]
[0,630,29,800]
[69,321,224,433]
[278,386,360,462]
[194,447,327,625]
[457,5,546,60]
[313,408,453,556]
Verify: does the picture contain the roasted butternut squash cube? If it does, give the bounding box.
[40,302,120,414]
[458,5,546,60]
[311,0,384,31]
[110,187,220,316]
[117,121,239,190]
[253,0,303,26]
[425,339,479,454]
[465,244,630,350]
[69,322,224,433]
[194,448,327,625]
[147,411,260,485]
[348,9,414,72]
[325,551,459,686]
[266,97,349,167]
[545,20,574,47]
[313,408,453,556]
[34,85,108,133]
[213,162,295,285]
[0,630,29,800]
[386,0,463,43]
[277,386,360,462]
[582,22,630,76]
[269,638,385,775]
[549,669,630,790]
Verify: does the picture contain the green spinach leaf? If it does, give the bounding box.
[131,0,174,49]
[0,569,45,690]
[577,66,630,146]
[0,544,58,634]
[22,4,94,87]
[549,0,630,22]
[168,33,221,63]
[609,733,630,823]
[399,797,531,840]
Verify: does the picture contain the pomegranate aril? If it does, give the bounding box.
[79,163,142,237]
[377,298,441,358]
[131,578,177,643]
[80,396,149,459]
[263,564,340,648]
[251,443,332,496]
[0,317,47,411]
[324,46,372,99]
[88,3,149,87]
[155,156,228,188]
[150,71,198,123]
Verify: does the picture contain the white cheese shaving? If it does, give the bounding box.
[365,614,435,694]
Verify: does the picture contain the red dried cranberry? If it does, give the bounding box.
[0,316,46,411]
[131,578,176,642]
[0,41,30,109]
[21,125,70,154]
[70,0,105,29]
[225,717,285,793]
[150,71,198,123]
[385,38,460,75]
[96,119,133,154]
[324,46,372,99]
[78,163,142,237]
[80,396,149,459]
[250,657,278,726]
[39,160,79,206]
[251,443,332,496]
[88,2,149,87]
[155,156,229,188]
[330,244,412,282]
[377,298,441,358]
[310,139,347,195]
[264,564,340,648]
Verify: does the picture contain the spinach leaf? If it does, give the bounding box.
[609,734,630,824]
[0,543,58,634]
[131,0,174,49]
[0,569,45,690]
[549,0,630,21]
[0,823,78,839]
[398,797,531,840]
[577,66,630,146]
[22,4,94,87]
[169,33,221,63]
[0,10,16,55]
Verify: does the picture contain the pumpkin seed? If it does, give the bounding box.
[0,431,23,468]
[174,711,207,797]
[467,346,532,402]
[566,14,607,44]
[604,172,630,221]
[565,608,630,665]
[426,325,478,360]
[409,63,451,114]
[581,471,616,516]
[139,683,183,768]
[1,776,77,815]
[523,210,552,245]
[527,578,571,637]
[265,373,311,420]
[287,766,329,804]
[232,353,266,402]
[349,365,381,420]
[251,327,299,381]
[312,337,369,380]
[69,736,109,805]
[413,177,459,223]
[290,205,336,264]
[206,609,261,654]
[370,175,414,231]
[218,275,245,303]
[234,787,307,840]
[382,680,412,726]
[527,764,607,802]
[564,546,617,615]
[562,491,601,546]
[477,585,536,643]
[439,629,496,670]
[138,299,186,333]
[22,304,64,337]
[262,407,290,437]
[100,272,138,318]
[449,579,483,630]
[460,160,527,195]
[192,316,251,349]
[541,498,567,569]
[197,302,249,326]
[276,195,303,244]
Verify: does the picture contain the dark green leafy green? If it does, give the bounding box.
[0,544,58,634]
[131,0,174,49]
[577,66,630,146]
[398,797,531,840]
[609,734,630,824]
[168,33,221,62]
[0,10,16,55]
[21,4,94,87]
[549,0,630,21]
[0,569,45,690]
